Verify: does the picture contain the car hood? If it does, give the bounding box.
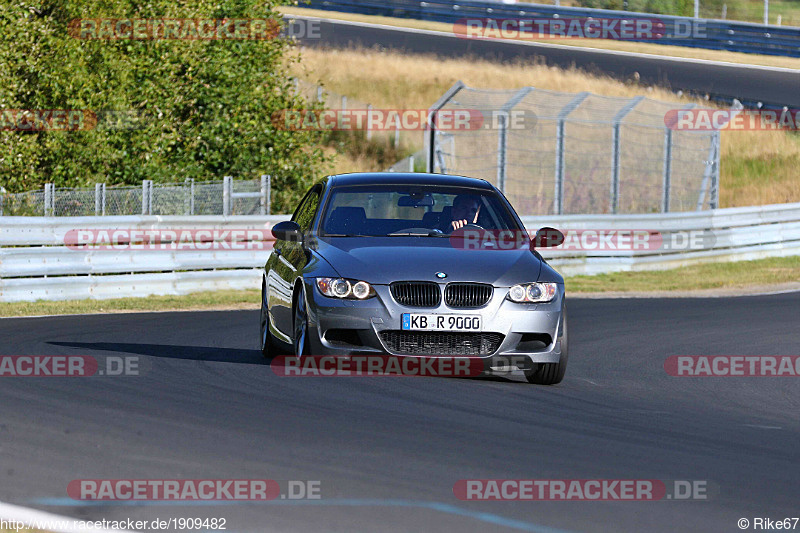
[314,236,543,286]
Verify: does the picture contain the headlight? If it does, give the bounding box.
[507,282,558,303]
[316,278,375,299]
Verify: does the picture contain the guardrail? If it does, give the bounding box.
[2,203,799,302]
[305,0,800,57]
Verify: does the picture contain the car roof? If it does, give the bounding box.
[328,172,494,190]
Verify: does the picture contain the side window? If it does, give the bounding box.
[292,185,321,232]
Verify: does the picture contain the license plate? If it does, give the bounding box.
[401,314,482,331]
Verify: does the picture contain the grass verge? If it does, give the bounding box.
[1,257,798,317]
[0,290,259,318]
[279,6,800,70]
[567,255,800,292]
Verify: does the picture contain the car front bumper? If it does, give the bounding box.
[300,279,565,369]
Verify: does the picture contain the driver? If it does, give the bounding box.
[442,194,481,232]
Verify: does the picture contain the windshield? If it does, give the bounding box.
[320,185,521,236]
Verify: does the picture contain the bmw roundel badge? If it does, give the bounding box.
[436,272,447,279]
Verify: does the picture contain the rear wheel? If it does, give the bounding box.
[525,305,568,385]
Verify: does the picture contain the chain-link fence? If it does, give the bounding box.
[1,176,271,216]
[426,82,726,215]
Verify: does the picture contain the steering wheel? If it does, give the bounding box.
[457,223,485,231]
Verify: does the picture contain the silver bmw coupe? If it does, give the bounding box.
[260,173,568,384]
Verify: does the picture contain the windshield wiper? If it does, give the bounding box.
[320,233,378,237]
[385,230,448,237]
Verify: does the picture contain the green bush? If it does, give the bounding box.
[0,0,328,213]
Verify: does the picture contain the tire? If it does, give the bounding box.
[259,280,273,359]
[292,286,311,357]
[525,305,568,385]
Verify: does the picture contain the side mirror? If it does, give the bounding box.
[272,220,302,242]
[532,227,564,248]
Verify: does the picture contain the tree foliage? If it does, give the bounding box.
[0,0,327,212]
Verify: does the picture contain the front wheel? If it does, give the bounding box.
[260,281,273,359]
[293,287,311,357]
[525,305,568,385]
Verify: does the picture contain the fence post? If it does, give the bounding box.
[554,92,590,215]
[94,183,105,216]
[662,128,673,213]
[710,131,720,209]
[316,86,324,102]
[394,121,400,148]
[341,95,347,111]
[223,176,232,216]
[496,87,533,195]
[44,183,54,216]
[260,174,270,215]
[409,155,415,173]
[184,178,195,215]
[496,113,508,193]
[610,96,643,214]
[696,136,718,210]
[141,180,152,215]
[425,81,465,173]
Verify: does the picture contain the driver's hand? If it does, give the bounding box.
[450,219,469,231]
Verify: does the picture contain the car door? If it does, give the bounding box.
[269,185,322,338]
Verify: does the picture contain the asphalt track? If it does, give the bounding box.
[291,16,800,109]
[1,293,799,532]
